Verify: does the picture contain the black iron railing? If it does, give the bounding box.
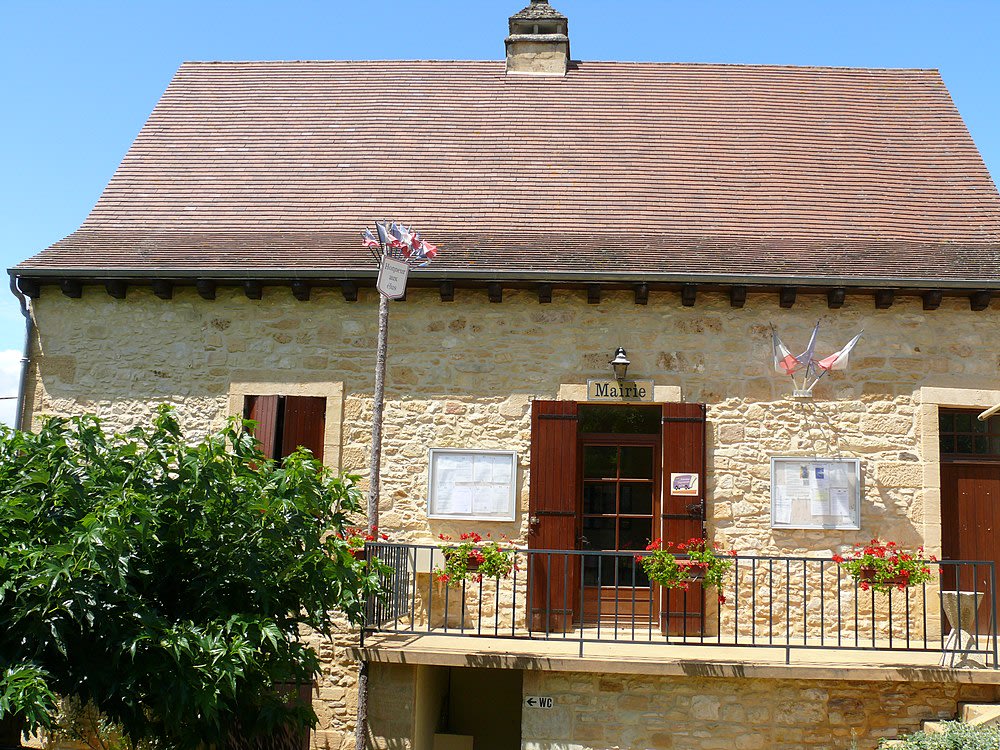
[361,543,999,667]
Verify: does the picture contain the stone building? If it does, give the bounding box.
[9,1,1000,748]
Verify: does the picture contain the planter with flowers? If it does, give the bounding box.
[434,532,515,585]
[833,539,936,593]
[342,527,389,562]
[637,538,736,602]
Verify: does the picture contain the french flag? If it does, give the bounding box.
[772,329,802,375]
[361,229,380,249]
[815,331,864,371]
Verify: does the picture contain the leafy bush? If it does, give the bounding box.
[0,407,380,749]
[878,721,1000,749]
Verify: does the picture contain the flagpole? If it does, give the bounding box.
[356,225,389,750]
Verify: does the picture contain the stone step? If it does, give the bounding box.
[960,702,1000,727]
[879,741,904,748]
[920,720,948,734]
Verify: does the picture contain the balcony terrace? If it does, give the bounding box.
[357,543,1000,682]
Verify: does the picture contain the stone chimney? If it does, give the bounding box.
[505,0,570,76]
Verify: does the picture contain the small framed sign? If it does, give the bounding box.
[428,449,518,521]
[376,256,410,299]
[770,457,861,530]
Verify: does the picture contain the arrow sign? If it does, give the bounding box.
[524,696,553,709]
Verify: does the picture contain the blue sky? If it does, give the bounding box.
[1,0,999,419]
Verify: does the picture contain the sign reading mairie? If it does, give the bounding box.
[587,379,655,402]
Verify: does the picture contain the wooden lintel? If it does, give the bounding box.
[152,280,173,300]
[243,280,263,300]
[438,281,454,303]
[922,290,943,311]
[341,280,359,302]
[874,289,895,309]
[587,284,601,305]
[60,279,82,299]
[681,284,697,307]
[729,285,747,309]
[291,281,310,301]
[195,279,217,301]
[970,290,992,311]
[488,282,503,303]
[779,287,796,309]
[827,288,846,309]
[538,283,553,304]
[634,283,649,306]
[17,278,40,299]
[104,280,127,300]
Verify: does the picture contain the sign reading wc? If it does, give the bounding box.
[524,696,554,709]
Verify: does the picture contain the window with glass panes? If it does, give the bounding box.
[939,409,1000,461]
[578,405,661,588]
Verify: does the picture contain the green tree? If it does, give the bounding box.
[0,407,378,749]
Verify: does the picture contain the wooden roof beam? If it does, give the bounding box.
[60,279,82,299]
[971,290,992,311]
[634,282,649,306]
[291,281,310,301]
[874,289,895,309]
[243,280,263,300]
[729,285,747,308]
[104,280,127,300]
[922,290,943,311]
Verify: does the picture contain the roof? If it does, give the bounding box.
[15,60,1000,286]
[510,0,567,22]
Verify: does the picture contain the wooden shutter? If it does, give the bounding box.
[660,402,707,635]
[245,395,280,460]
[281,396,326,462]
[528,400,579,632]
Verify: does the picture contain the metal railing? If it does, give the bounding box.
[361,543,999,667]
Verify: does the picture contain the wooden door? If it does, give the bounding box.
[659,402,707,636]
[940,409,1000,634]
[579,437,659,623]
[528,400,579,632]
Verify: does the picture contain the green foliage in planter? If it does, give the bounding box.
[0,407,380,749]
[434,533,515,585]
[878,721,1000,749]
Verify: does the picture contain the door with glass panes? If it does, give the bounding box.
[578,405,661,622]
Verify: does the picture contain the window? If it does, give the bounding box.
[243,395,326,462]
[940,409,1000,460]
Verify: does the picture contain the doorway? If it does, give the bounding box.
[578,405,660,622]
[528,400,707,634]
[940,408,1000,632]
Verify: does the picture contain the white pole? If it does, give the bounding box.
[979,403,1000,421]
[356,288,390,750]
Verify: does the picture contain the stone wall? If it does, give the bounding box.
[521,671,1000,750]
[23,284,1000,748]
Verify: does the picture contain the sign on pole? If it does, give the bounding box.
[377,256,410,299]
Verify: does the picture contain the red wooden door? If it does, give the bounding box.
[282,396,326,463]
[245,395,280,459]
[941,462,1000,633]
[659,402,707,636]
[528,400,579,632]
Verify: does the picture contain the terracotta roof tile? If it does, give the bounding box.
[15,60,1000,283]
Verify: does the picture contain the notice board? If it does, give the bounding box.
[770,457,861,530]
[427,449,517,521]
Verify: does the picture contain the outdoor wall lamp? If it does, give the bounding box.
[609,347,630,381]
